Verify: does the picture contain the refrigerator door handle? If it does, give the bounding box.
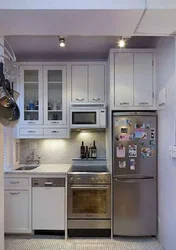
[114,177,155,183]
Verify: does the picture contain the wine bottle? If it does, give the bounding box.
[80,141,85,159]
[92,140,97,159]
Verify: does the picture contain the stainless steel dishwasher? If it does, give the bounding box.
[32,178,65,230]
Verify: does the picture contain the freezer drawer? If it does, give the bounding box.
[113,177,157,236]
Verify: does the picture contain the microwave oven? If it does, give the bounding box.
[70,103,106,129]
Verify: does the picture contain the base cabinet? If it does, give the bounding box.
[4,190,31,233]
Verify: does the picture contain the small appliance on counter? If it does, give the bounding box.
[70,103,106,130]
[67,158,111,237]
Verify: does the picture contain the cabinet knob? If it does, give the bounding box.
[76,98,84,101]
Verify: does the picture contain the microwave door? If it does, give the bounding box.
[71,110,99,128]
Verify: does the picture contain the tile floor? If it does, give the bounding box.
[5,235,164,250]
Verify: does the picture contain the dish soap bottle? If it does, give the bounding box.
[92,140,97,159]
[80,141,85,159]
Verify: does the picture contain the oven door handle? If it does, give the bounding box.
[70,185,109,190]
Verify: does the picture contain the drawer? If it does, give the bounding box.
[4,177,29,187]
[44,128,67,137]
[20,128,43,136]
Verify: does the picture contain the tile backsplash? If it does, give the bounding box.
[20,132,106,164]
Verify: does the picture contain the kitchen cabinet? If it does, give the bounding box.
[111,49,155,110]
[17,64,68,139]
[43,66,67,125]
[19,66,43,125]
[4,190,30,233]
[71,64,105,103]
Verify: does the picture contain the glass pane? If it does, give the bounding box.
[48,70,62,121]
[48,70,62,82]
[24,70,38,82]
[24,70,39,121]
[72,112,96,124]
[72,190,107,214]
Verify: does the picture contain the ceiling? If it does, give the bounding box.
[5,36,157,61]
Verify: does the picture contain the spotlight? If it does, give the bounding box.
[59,37,66,47]
[118,37,126,48]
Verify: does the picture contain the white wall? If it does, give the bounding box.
[156,37,176,250]
[0,0,145,9]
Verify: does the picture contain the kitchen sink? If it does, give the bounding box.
[16,166,39,171]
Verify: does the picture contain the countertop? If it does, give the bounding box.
[4,164,71,175]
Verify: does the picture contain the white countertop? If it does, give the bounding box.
[4,164,71,175]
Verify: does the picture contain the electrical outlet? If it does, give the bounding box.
[172,146,176,158]
[29,142,37,150]
[169,146,173,156]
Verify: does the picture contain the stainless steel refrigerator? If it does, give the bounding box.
[113,112,157,236]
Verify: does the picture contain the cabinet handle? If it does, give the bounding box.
[51,121,59,124]
[10,192,20,195]
[120,102,129,105]
[51,131,59,133]
[139,102,148,105]
[76,98,84,101]
[92,98,100,101]
[27,121,36,124]
[28,131,36,133]
[10,181,19,184]
[44,182,53,186]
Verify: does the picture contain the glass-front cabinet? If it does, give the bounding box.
[43,66,66,125]
[20,66,43,125]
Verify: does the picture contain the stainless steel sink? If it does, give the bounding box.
[16,166,38,171]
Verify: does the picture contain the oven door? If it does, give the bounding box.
[70,110,99,129]
[68,184,111,219]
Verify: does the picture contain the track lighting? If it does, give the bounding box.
[118,37,126,48]
[58,37,66,47]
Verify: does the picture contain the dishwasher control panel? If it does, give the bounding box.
[32,178,65,187]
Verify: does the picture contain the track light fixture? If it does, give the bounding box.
[59,37,66,47]
[118,37,126,48]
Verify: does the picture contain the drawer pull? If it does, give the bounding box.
[76,98,84,101]
[93,98,100,101]
[28,131,36,133]
[10,192,20,195]
[27,121,36,124]
[120,102,129,105]
[51,121,59,124]
[10,181,19,184]
[51,131,59,133]
[139,102,148,105]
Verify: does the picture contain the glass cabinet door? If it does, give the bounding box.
[44,66,66,125]
[20,66,43,125]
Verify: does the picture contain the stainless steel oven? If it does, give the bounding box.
[68,173,111,229]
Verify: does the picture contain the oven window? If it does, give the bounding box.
[72,112,96,124]
[72,190,106,213]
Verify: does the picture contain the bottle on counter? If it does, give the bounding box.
[85,146,89,159]
[80,141,86,159]
[89,143,93,158]
[92,140,97,159]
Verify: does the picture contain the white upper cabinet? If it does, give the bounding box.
[71,63,106,103]
[71,65,88,102]
[43,66,67,125]
[20,66,43,125]
[114,53,133,107]
[88,65,105,102]
[134,53,153,107]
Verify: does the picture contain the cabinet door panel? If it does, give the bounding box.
[114,53,133,107]
[44,66,67,125]
[71,65,88,102]
[88,65,105,102]
[20,66,43,125]
[134,53,153,107]
[4,190,30,233]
